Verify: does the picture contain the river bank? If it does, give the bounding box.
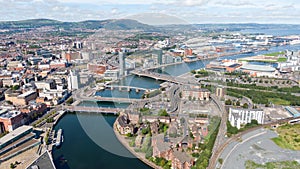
[113,121,161,169]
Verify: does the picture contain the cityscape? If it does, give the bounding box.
[0,1,300,169]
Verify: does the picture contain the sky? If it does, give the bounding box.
[0,0,299,24]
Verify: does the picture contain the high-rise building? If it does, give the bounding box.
[156,49,163,65]
[68,70,79,90]
[119,52,126,76]
[216,86,225,98]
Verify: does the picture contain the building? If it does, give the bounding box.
[216,86,225,98]
[0,110,25,132]
[26,151,56,169]
[0,125,40,162]
[73,41,83,49]
[181,85,210,101]
[143,59,155,68]
[155,49,163,65]
[67,70,80,90]
[228,108,264,129]
[5,90,37,106]
[35,80,56,90]
[119,52,126,76]
[87,63,107,74]
[240,64,279,78]
[171,150,194,169]
[104,70,119,80]
[115,115,133,135]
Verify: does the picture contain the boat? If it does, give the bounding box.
[55,129,63,147]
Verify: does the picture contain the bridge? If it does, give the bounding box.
[131,70,198,85]
[90,96,141,103]
[104,85,151,92]
[64,106,123,114]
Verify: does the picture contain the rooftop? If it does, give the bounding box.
[18,90,36,98]
[0,125,33,147]
[0,110,21,119]
[26,151,56,169]
[240,64,276,72]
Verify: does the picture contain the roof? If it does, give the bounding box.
[240,64,276,72]
[18,90,36,98]
[26,151,56,169]
[0,110,21,119]
[173,150,193,163]
[0,125,33,146]
[285,106,300,117]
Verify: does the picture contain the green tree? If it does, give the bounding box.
[242,103,249,109]
[225,99,232,105]
[158,109,169,117]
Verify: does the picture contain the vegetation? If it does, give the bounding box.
[192,116,221,169]
[66,97,74,105]
[271,124,300,150]
[11,85,20,91]
[191,69,210,78]
[264,51,285,56]
[158,109,169,117]
[226,88,300,106]
[46,117,54,123]
[148,157,171,169]
[227,120,260,137]
[245,160,300,169]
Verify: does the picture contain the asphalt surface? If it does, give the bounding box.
[219,128,300,169]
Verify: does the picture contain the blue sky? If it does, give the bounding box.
[0,0,299,24]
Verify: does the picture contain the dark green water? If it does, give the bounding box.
[52,113,152,169]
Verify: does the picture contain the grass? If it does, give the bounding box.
[277,57,287,62]
[272,124,300,150]
[245,160,300,169]
[268,98,291,106]
[264,51,285,56]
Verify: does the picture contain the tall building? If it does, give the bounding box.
[68,70,79,90]
[155,49,163,65]
[119,52,126,76]
[228,108,264,129]
[216,86,225,98]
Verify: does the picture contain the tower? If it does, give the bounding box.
[119,52,126,76]
[155,49,163,65]
[68,70,80,90]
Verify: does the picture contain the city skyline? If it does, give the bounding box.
[0,0,300,25]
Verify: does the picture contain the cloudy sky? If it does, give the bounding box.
[0,0,299,24]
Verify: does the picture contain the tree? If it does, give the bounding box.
[11,85,20,91]
[158,109,169,117]
[236,100,241,106]
[242,103,249,109]
[225,99,232,105]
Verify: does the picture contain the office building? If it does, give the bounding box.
[119,52,126,76]
[228,108,264,129]
[68,70,80,90]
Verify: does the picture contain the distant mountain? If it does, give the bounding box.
[0,18,157,31]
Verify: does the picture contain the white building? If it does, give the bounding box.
[68,70,79,90]
[228,108,264,129]
[104,70,119,81]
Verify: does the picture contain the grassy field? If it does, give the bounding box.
[264,51,285,56]
[272,124,300,150]
[245,160,300,169]
[268,98,291,106]
[277,57,287,62]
